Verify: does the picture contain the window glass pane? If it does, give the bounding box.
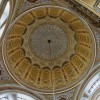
[0,97,8,100]
[17,93,35,100]
[0,1,10,27]
[0,92,36,100]
[85,74,100,95]
[0,1,10,38]
[17,98,22,100]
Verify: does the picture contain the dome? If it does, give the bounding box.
[0,85,44,100]
[2,6,95,93]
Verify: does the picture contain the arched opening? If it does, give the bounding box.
[0,92,36,100]
[0,0,10,38]
[76,65,100,100]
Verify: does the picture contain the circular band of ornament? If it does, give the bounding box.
[2,6,96,93]
[30,22,68,61]
[0,85,44,100]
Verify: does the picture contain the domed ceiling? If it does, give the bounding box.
[2,6,95,93]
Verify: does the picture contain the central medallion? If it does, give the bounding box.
[30,23,67,61]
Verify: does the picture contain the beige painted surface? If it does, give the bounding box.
[82,0,96,6]
[96,95,100,100]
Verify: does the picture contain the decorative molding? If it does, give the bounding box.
[0,62,10,81]
[0,46,11,81]
[76,65,100,100]
[54,0,100,27]
[96,33,100,59]
[17,0,51,15]
[67,0,100,27]
[45,89,75,100]
[2,6,96,93]
[0,84,46,100]
[94,0,100,12]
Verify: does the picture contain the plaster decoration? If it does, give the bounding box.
[76,65,100,100]
[0,84,46,100]
[0,47,10,81]
[0,62,10,81]
[27,0,51,3]
[96,33,100,50]
[48,89,75,100]
[54,0,100,27]
[18,0,51,15]
[30,23,68,60]
[2,6,96,93]
[95,33,100,64]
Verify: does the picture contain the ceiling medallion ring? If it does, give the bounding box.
[2,5,96,94]
[28,22,69,62]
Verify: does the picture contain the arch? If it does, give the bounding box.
[76,65,100,100]
[0,0,15,42]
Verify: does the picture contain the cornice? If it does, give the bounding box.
[66,0,100,27]
[54,0,100,27]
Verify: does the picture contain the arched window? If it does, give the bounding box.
[84,73,100,95]
[80,72,100,100]
[0,92,36,100]
[0,0,10,38]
